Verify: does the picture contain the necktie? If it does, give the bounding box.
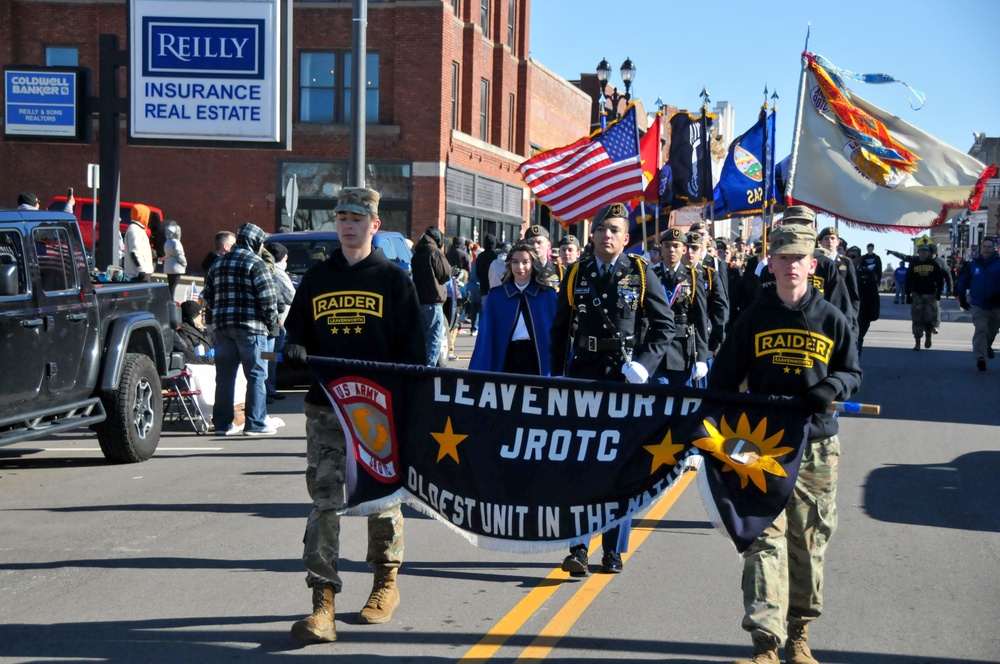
[601,263,611,283]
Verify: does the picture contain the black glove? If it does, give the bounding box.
[959,298,971,311]
[905,294,913,305]
[282,344,308,370]
[803,382,838,414]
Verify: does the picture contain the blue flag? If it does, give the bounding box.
[712,109,777,218]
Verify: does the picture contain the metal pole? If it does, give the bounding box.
[349,0,367,187]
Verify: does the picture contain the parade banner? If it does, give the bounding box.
[518,105,643,227]
[713,109,777,219]
[309,357,811,553]
[668,111,714,209]
[786,52,997,232]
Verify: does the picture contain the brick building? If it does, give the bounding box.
[0,0,590,270]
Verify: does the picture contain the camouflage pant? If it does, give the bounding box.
[910,293,939,337]
[302,403,404,593]
[741,435,839,644]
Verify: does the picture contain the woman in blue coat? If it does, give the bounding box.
[469,241,557,375]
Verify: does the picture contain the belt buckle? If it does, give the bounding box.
[587,336,598,352]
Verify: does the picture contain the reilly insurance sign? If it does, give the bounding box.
[129,0,290,149]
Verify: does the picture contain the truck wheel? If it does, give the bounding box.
[94,353,162,463]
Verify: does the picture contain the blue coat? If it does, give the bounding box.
[469,280,557,375]
[957,252,1000,308]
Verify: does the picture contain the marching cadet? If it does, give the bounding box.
[652,228,709,386]
[817,225,861,330]
[682,231,729,359]
[523,225,563,290]
[755,206,858,339]
[557,234,582,266]
[905,243,946,351]
[709,223,862,664]
[549,201,674,576]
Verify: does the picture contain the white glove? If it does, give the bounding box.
[691,361,709,382]
[621,361,649,384]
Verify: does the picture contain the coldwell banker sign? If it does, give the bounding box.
[129,0,291,148]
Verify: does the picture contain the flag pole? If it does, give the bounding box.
[700,88,713,236]
[632,104,648,253]
[784,25,810,209]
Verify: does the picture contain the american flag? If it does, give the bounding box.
[518,105,643,226]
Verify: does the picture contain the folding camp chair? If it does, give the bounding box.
[162,368,210,434]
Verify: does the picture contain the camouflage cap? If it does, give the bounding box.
[769,225,817,256]
[334,187,380,217]
[781,205,816,225]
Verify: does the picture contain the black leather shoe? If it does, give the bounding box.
[269,392,287,400]
[561,546,589,577]
[599,551,623,574]
[977,359,987,372]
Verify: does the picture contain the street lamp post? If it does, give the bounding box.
[596,57,636,123]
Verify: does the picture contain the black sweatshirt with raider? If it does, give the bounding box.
[708,284,862,440]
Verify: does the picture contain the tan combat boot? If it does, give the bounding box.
[785,623,819,664]
[733,634,780,664]
[290,586,337,643]
[358,566,400,624]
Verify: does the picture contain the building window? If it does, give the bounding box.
[45,46,78,67]
[480,0,490,36]
[452,0,461,15]
[299,51,379,124]
[300,52,335,123]
[507,0,515,48]
[344,52,380,125]
[507,93,515,152]
[451,62,460,131]
[479,79,489,142]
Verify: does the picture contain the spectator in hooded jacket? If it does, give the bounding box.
[411,226,451,366]
[124,204,154,281]
[201,222,279,436]
[163,220,188,298]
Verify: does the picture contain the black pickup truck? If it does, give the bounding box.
[0,210,183,463]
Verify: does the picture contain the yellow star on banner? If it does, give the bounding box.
[431,416,468,463]
[643,430,685,475]
[355,326,363,333]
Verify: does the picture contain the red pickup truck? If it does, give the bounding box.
[46,196,162,256]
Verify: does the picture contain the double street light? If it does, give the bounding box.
[596,57,636,122]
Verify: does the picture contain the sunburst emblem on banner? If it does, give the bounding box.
[691,413,794,492]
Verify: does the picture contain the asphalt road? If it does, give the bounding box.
[1,293,998,663]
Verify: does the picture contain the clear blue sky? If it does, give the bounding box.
[528,0,1000,256]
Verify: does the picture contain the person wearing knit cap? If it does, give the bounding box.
[123,204,154,281]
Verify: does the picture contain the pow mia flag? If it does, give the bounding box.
[311,357,810,553]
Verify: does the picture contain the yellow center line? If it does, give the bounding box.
[458,468,698,663]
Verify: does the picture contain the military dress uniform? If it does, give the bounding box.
[537,258,564,292]
[652,230,708,386]
[550,253,674,379]
[549,210,674,575]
